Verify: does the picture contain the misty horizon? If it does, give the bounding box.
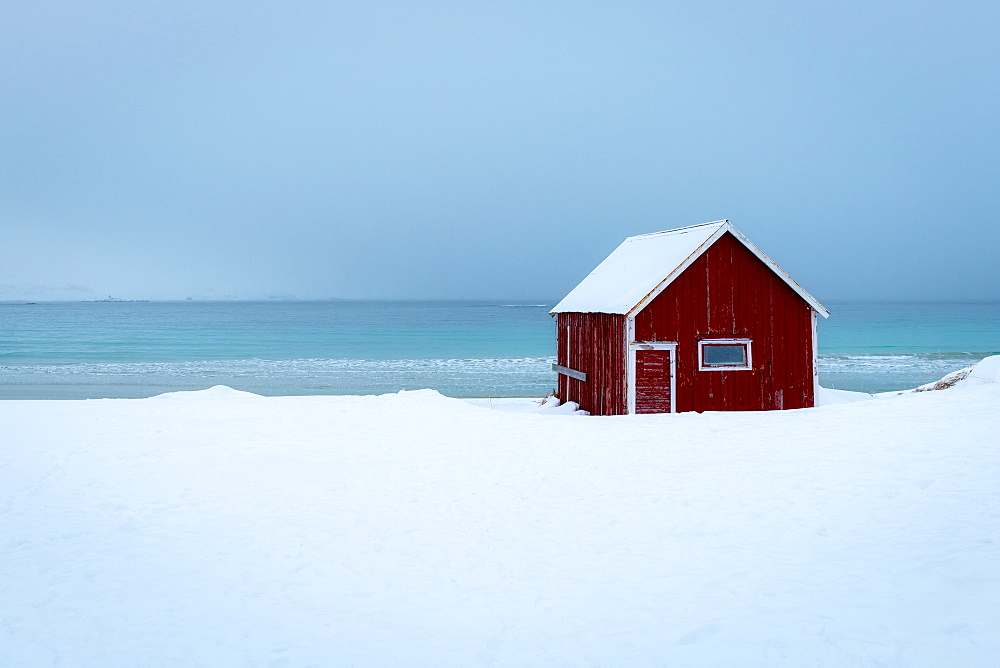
[3,2,998,304]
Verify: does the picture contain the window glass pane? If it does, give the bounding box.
[703,344,747,366]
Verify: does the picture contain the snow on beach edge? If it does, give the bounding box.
[1,358,998,665]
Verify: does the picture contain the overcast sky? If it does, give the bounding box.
[2,1,997,302]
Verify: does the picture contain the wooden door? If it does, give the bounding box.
[635,349,672,413]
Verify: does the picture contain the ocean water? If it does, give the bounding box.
[816,302,999,393]
[1,301,997,399]
[0,301,556,399]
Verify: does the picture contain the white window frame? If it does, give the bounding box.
[698,338,752,371]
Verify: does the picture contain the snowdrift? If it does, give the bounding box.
[2,362,999,665]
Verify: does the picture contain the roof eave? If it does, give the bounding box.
[625,221,731,317]
[551,220,830,319]
[724,224,830,318]
[625,220,830,319]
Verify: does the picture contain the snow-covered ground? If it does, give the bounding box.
[2,361,999,666]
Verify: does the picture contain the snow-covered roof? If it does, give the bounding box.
[550,220,829,318]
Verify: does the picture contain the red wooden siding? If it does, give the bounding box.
[556,312,626,415]
[635,349,672,413]
[634,232,815,412]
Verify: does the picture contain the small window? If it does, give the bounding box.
[703,345,746,366]
[699,339,752,371]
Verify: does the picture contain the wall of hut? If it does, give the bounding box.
[555,312,627,415]
[633,232,815,412]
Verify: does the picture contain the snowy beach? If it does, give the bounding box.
[3,360,1000,666]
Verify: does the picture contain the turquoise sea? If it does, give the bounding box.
[1,301,997,399]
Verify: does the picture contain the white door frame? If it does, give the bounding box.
[626,315,678,414]
[811,309,820,404]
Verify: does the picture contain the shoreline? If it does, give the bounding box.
[1,351,994,401]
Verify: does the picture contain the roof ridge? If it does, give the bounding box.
[626,220,728,240]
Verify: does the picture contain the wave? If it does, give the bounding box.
[817,353,986,373]
[4,353,986,377]
[1,357,560,377]
[1,353,988,398]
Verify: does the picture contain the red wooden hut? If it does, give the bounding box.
[551,220,829,414]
